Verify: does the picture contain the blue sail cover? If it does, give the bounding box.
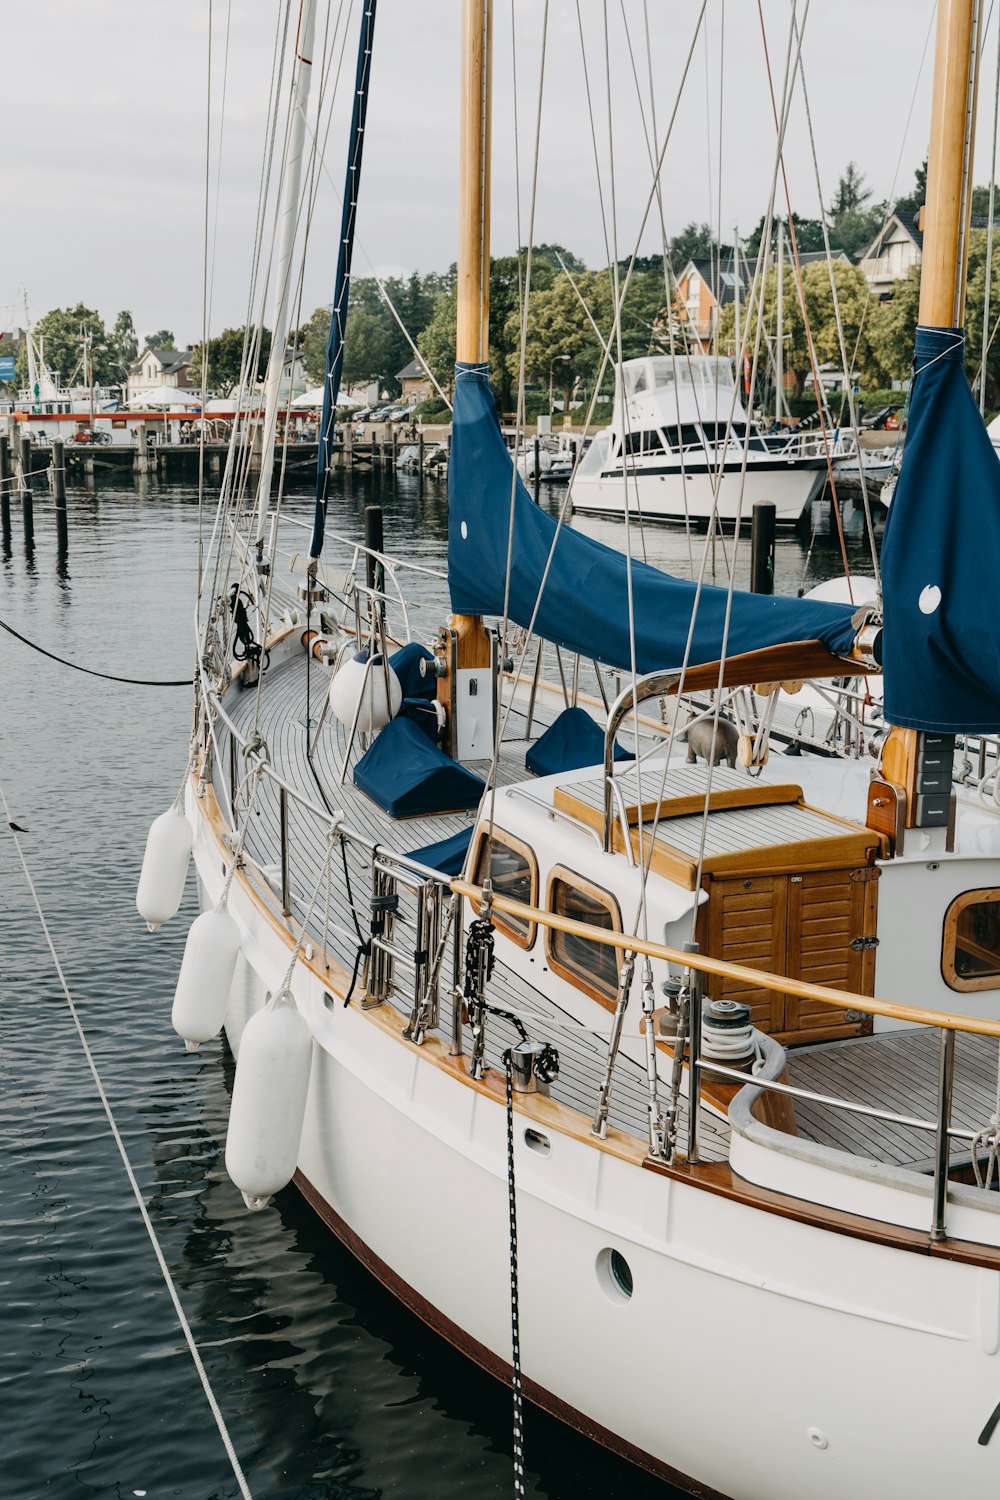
[881,327,1000,733]
[448,364,858,674]
[309,0,377,560]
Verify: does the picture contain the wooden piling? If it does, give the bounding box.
[533,436,541,502]
[750,502,776,594]
[19,434,33,541]
[0,434,10,543]
[52,438,68,557]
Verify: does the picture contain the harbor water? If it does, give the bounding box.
[0,468,881,1499]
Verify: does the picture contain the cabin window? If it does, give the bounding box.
[943,888,1000,991]
[663,423,702,453]
[546,867,623,1007]
[623,429,663,456]
[471,828,537,949]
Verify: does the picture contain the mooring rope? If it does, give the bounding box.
[0,782,254,1500]
[0,613,192,687]
[503,1049,527,1500]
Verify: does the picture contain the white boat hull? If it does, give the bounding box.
[571,459,826,525]
[191,783,1000,1500]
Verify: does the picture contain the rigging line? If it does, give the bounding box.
[0,614,192,687]
[486,0,551,855]
[488,1,711,764]
[197,0,215,610]
[252,2,351,739]
[981,1,1000,413]
[0,793,254,1500]
[204,1,293,619]
[575,1,613,273]
[603,0,649,915]
[624,1,806,937]
[756,0,854,600]
[790,14,882,593]
[687,0,812,917]
[616,0,734,551]
[843,3,937,408]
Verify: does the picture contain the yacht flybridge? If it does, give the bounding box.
[571,352,847,525]
[136,2,1000,1496]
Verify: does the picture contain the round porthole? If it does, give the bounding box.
[596,1247,634,1302]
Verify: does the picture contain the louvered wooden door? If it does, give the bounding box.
[783,868,877,1042]
[700,866,878,1045]
[702,875,787,1034]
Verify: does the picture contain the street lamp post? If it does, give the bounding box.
[548,354,570,423]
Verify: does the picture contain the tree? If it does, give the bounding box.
[829,162,872,218]
[719,260,887,402]
[188,326,271,391]
[29,304,116,387]
[669,222,715,265]
[894,158,927,218]
[511,267,666,412]
[145,329,176,350]
[108,310,138,385]
[743,213,827,262]
[299,271,455,398]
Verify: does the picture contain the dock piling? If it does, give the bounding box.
[750,502,776,594]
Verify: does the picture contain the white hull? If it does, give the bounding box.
[571,459,826,525]
[192,781,1000,1500]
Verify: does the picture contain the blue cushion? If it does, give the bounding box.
[397,697,441,743]
[389,641,436,701]
[354,716,486,818]
[525,706,635,778]
[407,827,473,876]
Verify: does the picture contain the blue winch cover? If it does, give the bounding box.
[447,364,858,674]
[407,827,473,877]
[881,326,1000,733]
[525,706,635,778]
[389,641,436,700]
[308,0,378,560]
[353,716,485,818]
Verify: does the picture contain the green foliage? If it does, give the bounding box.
[145,329,176,350]
[299,271,452,397]
[719,260,887,400]
[411,397,451,423]
[829,162,871,218]
[31,304,117,387]
[669,222,716,265]
[893,158,927,218]
[970,183,1000,220]
[511,267,665,412]
[744,213,826,260]
[188,326,271,391]
[109,311,138,379]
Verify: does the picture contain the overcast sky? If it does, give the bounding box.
[2,0,981,351]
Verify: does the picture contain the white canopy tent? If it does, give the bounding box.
[290,385,365,409]
[129,386,202,409]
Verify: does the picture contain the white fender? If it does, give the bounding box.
[225,993,313,1210]
[172,907,242,1051]
[328,650,402,733]
[136,805,193,931]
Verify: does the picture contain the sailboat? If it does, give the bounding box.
[139,2,1000,1495]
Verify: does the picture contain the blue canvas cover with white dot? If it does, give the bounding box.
[447,363,858,676]
[881,326,1000,733]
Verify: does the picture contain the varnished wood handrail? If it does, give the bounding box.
[451,878,1000,1039]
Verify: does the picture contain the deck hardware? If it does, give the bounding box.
[978,1399,1000,1445]
[931,1028,957,1241]
[592,952,637,1138]
[639,958,668,1159]
[849,935,879,952]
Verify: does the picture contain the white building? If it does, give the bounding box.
[857,211,923,299]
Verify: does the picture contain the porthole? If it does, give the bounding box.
[596,1246,634,1303]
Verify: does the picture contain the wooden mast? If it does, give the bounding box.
[439,0,494,752]
[881,0,982,824]
[918,0,981,329]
